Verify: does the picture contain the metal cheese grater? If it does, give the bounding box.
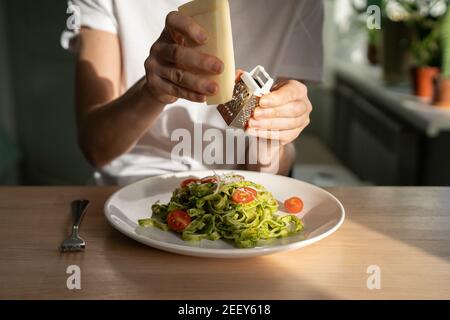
[217,66,274,129]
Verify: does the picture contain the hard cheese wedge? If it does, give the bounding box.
[179,0,236,105]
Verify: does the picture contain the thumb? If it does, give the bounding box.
[235,69,244,82]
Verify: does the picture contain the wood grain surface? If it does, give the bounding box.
[0,187,449,299]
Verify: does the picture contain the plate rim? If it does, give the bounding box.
[104,170,345,258]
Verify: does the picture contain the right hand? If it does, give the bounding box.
[144,11,224,104]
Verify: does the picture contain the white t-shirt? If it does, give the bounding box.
[62,0,324,185]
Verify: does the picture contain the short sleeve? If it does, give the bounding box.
[61,0,118,52]
[278,0,324,82]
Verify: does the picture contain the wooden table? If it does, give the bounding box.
[0,187,449,299]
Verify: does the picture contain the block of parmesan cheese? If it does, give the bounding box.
[179,0,236,105]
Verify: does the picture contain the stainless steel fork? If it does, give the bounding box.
[60,199,89,252]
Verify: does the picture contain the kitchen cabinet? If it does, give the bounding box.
[333,64,450,186]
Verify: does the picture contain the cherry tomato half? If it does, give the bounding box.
[244,187,257,197]
[284,197,304,214]
[232,188,257,204]
[167,210,191,232]
[180,178,199,188]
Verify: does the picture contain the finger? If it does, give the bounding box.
[166,11,208,44]
[151,74,206,102]
[259,80,307,108]
[235,69,245,82]
[155,64,218,96]
[248,114,309,131]
[155,42,223,74]
[247,128,302,144]
[271,79,289,91]
[163,28,186,46]
[253,100,308,120]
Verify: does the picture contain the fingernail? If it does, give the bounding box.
[212,62,223,73]
[206,83,218,94]
[197,32,208,43]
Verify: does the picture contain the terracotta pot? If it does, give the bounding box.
[434,77,450,108]
[411,67,440,102]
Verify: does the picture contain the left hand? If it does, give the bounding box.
[247,80,312,145]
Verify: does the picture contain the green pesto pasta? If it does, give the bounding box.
[138,174,304,248]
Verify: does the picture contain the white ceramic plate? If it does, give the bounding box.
[104,170,345,258]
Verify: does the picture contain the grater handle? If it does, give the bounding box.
[217,65,274,129]
[241,66,274,98]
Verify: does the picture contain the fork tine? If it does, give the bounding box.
[60,199,89,253]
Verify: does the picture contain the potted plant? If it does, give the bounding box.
[434,7,450,107]
[350,0,447,89]
[393,0,444,101]
[410,22,441,102]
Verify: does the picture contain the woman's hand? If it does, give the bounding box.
[144,11,224,104]
[247,80,312,145]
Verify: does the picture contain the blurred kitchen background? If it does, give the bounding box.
[1,0,450,186]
